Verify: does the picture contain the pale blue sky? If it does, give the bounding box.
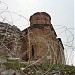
[0,0,74,65]
[1,0,74,29]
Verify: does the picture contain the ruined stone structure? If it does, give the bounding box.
[0,12,65,64]
[22,12,65,64]
[0,22,22,58]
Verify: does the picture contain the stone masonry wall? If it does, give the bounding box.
[0,12,65,65]
[0,22,22,58]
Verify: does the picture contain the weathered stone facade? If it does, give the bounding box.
[22,12,65,64]
[0,12,65,65]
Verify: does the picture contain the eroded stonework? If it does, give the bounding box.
[22,12,65,64]
[0,12,65,64]
[0,22,22,58]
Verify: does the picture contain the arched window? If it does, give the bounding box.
[32,45,34,58]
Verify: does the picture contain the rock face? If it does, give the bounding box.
[0,12,65,65]
[0,22,22,58]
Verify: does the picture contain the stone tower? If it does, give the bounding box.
[22,12,65,64]
[30,12,51,25]
[0,12,65,65]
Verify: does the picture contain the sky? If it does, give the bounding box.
[0,0,74,65]
[1,0,74,29]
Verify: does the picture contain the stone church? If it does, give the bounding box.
[0,12,65,64]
